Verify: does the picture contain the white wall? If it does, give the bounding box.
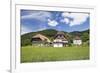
[0,0,100,73]
[73,40,82,45]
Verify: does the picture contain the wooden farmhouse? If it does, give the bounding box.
[53,31,68,47]
[31,34,50,46]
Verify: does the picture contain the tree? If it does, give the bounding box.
[81,32,89,42]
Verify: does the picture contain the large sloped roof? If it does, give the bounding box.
[32,34,50,42]
[56,31,65,35]
[54,31,68,41]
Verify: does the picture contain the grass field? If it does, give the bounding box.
[21,46,89,63]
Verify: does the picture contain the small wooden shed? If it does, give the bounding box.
[73,36,82,45]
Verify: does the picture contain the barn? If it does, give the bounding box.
[31,34,50,46]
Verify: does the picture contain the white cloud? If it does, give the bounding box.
[21,11,52,22]
[60,18,70,24]
[47,19,58,27]
[21,25,32,35]
[62,12,89,26]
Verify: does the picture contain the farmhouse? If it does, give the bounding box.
[73,36,82,45]
[31,34,50,46]
[53,31,68,47]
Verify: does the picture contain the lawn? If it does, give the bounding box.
[21,46,89,63]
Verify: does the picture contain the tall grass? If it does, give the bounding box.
[21,46,89,63]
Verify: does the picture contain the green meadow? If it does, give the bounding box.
[21,46,89,63]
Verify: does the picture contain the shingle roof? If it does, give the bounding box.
[74,36,81,40]
[54,31,68,41]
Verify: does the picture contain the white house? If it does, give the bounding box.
[53,31,68,47]
[73,36,82,45]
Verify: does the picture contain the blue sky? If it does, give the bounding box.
[21,9,90,34]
